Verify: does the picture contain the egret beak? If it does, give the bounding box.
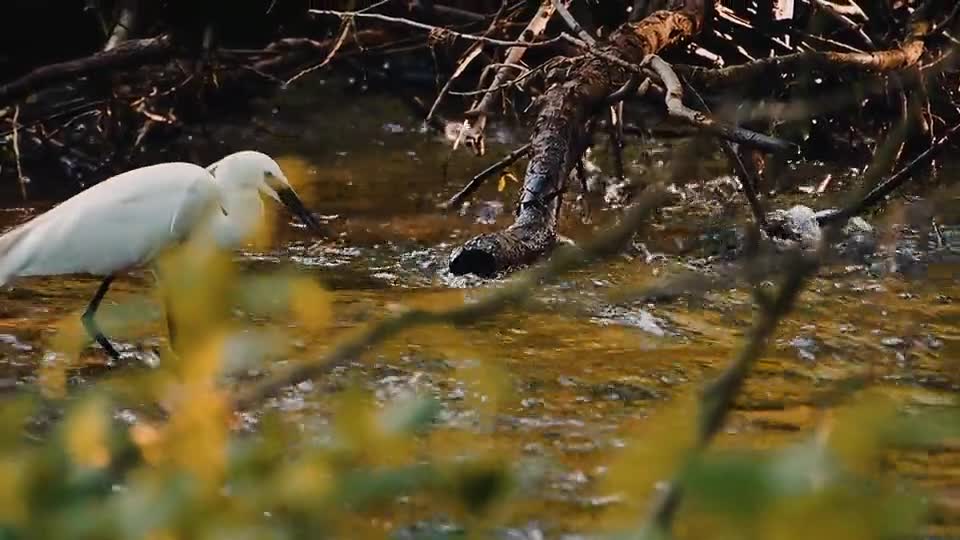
[265,175,324,234]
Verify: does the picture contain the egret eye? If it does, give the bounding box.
[263,171,286,192]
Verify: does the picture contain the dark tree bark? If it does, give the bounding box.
[449,0,707,277]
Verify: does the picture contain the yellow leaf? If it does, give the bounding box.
[130,422,164,466]
[824,389,898,474]
[49,311,87,359]
[248,201,278,249]
[288,277,334,333]
[37,355,67,400]
[155,242,236,357]
[0,457,26,524]
[272,457,334,508]
[65,397,111,470]
[497,172,518,193]
[599,390,700,528]
[167,385,230,487]
[332,388,379,454]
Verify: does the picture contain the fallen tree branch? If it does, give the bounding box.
[448,0,707,277]
[440,142,532,210]
[554,35,794,152]
[682,80,770,231]
[811,0,868,21]
[682,18,929,88]
[647,54,797,153]
[233,186,669,411]
[0,35,174,105]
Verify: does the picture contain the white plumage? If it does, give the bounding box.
[0,150,322,359]
[0,162,219,283]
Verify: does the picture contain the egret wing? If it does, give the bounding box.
[0,163,220,283]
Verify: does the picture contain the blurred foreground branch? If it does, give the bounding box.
[233,185,670,410]
[642,247,819,533]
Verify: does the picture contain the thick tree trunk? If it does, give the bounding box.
[449,0,707,277]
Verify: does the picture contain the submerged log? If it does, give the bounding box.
[449,0,707,277]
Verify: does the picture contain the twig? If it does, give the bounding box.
[460,0,558,155]
[606,105,626,183]
[426,0,509,124]
[283,17,354,86]
[682,22,929,89]
[308,9,563,49]
[551,0,596,46]
[440,143,532,210]
[682,80,769,230]
[810,0,874,48]
[427,45,485,123]
[605,73,640,105]
[11,106,27,200]
[817,121,960,225]
[357,0,392,14]
[233,186,669,410]
[448,61,554,96]
[647,54,797,153]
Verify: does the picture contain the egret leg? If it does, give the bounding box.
[149,268,179,354]
[81,276,122,361]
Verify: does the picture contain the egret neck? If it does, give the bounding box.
[211,187,266,249]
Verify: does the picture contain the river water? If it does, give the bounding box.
[0,80,958,538]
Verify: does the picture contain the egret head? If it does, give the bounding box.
[208,151,323,233]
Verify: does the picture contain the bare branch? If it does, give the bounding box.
[440,142,532,210]
[308,9,564,50]
[283,18,353,86]
[552,0,596,46]
[460,0,559,156]
[647,55,797,153]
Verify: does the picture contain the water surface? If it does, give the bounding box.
[1,79,958,537]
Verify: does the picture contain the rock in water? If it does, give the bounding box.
[766,205,822,250]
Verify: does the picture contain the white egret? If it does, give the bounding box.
[0,150,323,360]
